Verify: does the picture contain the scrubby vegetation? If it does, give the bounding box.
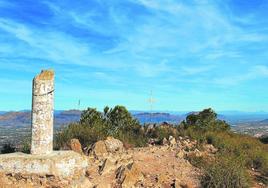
[55,106,268,187]
[260,135,268,144]
[55,106,147,149]
[0,143,15,154]
[201,155,251,188]
[179,108,268,187]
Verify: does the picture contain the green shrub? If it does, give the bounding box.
[146,126,177,140]
[204,131,268,174]
[1,143,15,154]
[260,135,268,144]
[201,155,251,188]
[21,137,31,154]
[181,108,230,132]
[55,106,147,148]
[116,129,147,147]
[180,108,268,186]
[186,154,207,167]
[55,122,107,149]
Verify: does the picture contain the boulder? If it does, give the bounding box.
[116,163,144,188]
[104,137,124,153]
[89,137,124,159]
[69,139,83,154]
[92,141,108,159]
[99,158,116,175]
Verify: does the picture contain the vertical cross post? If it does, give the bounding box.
[148,90,156,123]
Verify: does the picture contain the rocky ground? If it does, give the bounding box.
[85,137,203,188]
[0,136,264,188]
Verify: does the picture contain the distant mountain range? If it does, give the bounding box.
[0,110,268,128]
[0,110,81,128]
[260,119,268,123]
[133,112,185,124]
[0,110,184,127]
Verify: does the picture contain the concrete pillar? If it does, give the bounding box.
[31,70,54,155]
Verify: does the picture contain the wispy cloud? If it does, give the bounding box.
[135,60,171,77]
[252,65,268,76]
[213,65,268,86]
[0,0,268,110]
[181,65,215,75]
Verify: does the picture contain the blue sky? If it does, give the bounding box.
[0,0,268,111]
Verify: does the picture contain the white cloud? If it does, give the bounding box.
[213,65,268,86]
[252,65,268,76]
[1,0,268,87]
[181,65,214,75]
[135,60,171,77]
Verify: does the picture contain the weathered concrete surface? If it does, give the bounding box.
[0,151,88,178]
[31,69,54,155]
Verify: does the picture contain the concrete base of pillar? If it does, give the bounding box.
[0,151,88,178]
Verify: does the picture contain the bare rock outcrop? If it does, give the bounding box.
[0,151,89,187]
[116,163,144,188]
[0,136,207,188]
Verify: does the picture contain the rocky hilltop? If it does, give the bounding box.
[0,136,217,188]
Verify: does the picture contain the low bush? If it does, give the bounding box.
[179,108,268,186]
[1,143,15,154]
[260,135,268,144]
[201,155,251,188]
[145,125,178,141]
[55,106,268,186]
[55,122,107,149]
[55,106,147,149]
[20,136,31,154]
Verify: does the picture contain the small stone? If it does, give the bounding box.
[203,144,217,154]
[96,181,112,188]
[162,138,168,145]
[76,178,93,188]
[104,137,124,153]
[169,136,176,146]
[176,150,185,158]
[69,139,83,154]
